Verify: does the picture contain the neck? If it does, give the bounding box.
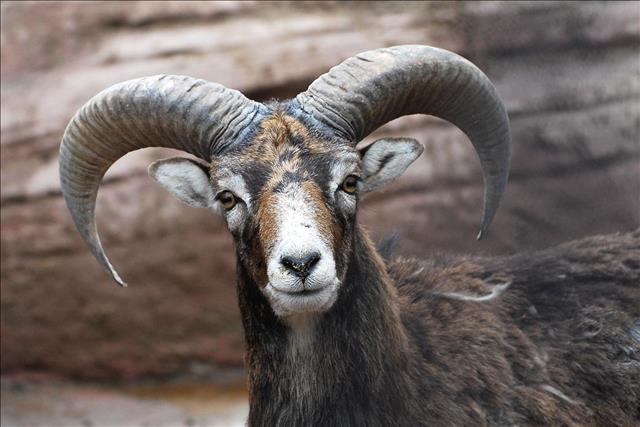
[237,227,417,426]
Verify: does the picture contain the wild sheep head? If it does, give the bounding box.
[59,45,511,318]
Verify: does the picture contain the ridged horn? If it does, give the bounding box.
[59,75,262,286]
[296,45,511,238]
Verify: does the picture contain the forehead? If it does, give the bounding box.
[211,111,359,190]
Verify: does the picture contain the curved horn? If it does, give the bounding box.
[296,45,511,238]
[59,75,263,286]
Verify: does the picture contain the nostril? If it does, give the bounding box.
[281,252,321,278]
[305,252,321,271]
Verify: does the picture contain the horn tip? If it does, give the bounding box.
[110,269,128,288]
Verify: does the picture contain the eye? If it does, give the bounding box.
[216,190,237,211]
[341,175,359,194]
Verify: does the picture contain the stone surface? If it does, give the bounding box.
[1,379,249,427]
[1,1,639,380]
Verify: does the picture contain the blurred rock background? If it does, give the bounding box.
[1,1,639,383]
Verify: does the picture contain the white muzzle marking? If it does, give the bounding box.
[263,184,339,317]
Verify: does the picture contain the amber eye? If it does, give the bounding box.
[341,175,359,194]
[217,190,237,211]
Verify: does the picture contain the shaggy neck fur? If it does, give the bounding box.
[237,226,419,426]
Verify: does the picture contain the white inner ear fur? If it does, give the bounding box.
[148,157,214,208]
[360,138,424,192]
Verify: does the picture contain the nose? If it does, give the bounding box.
[280,252,321,279]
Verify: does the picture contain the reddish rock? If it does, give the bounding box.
[1,1,638,379]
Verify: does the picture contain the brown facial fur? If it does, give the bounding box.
[210,110,358,286]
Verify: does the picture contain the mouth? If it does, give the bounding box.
[275,286,326,297]
[265,281,339,316]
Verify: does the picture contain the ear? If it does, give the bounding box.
[359,138,424,192]
[148,157,214,208]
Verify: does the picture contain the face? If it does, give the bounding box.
[149,111,423,319]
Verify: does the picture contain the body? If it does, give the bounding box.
[243,228,640,426]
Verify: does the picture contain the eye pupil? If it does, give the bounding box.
[218,191,237,210]
[342,175,359,194]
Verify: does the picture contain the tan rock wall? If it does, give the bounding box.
[1,1,638,379]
